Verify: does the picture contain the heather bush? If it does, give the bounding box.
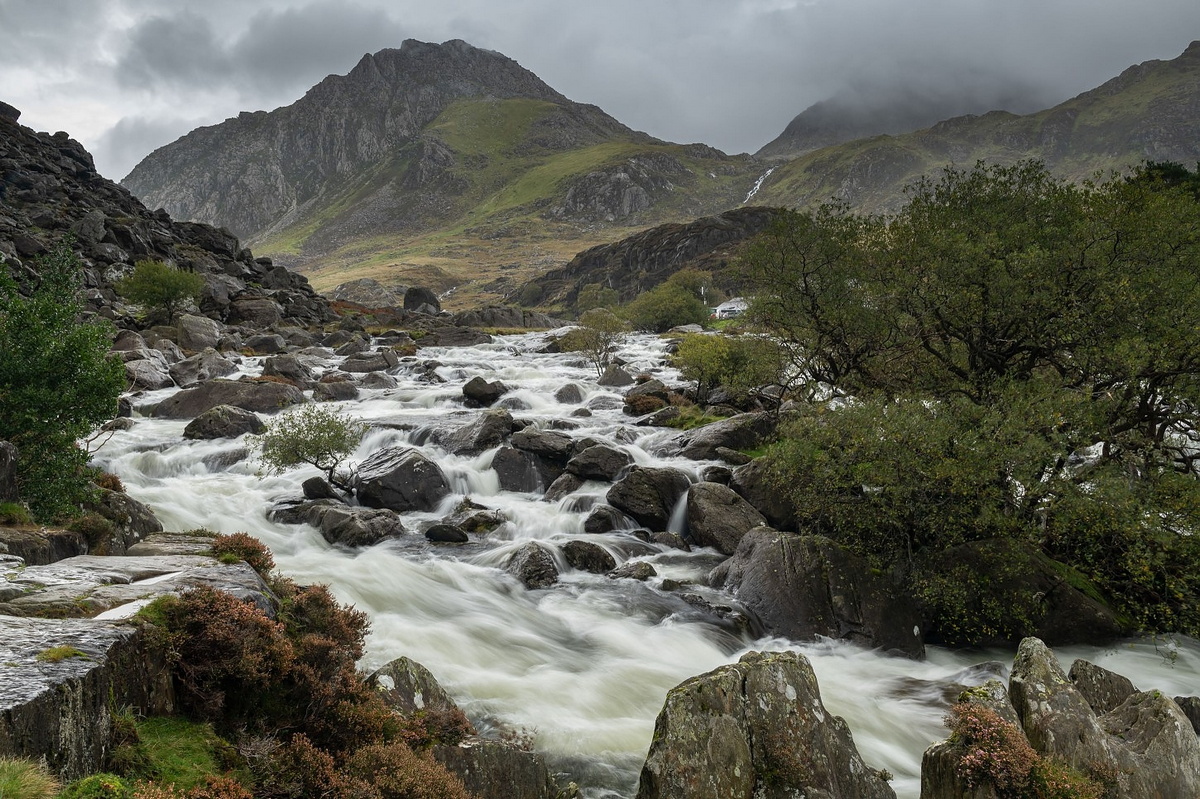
[210,533,275,575]
[397,707,475,749]
[345,743,473,799]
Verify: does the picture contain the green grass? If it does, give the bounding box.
[35,646,87,663]
[131,716,241,790]
[0,756,60,799]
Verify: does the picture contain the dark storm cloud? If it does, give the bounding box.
[95,115,201,182]
[116,11,232,90]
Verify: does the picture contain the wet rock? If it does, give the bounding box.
[606,466,691,531]
[506,543,558,589]
[637,405,681,427]
[441,409,514,455]
[313,379,359,402]
[700,465,732,484]
[565,444,632,482]
[450,509,507,535]
[636,650,896,799]
[309,505,407,548]
[651,532,690,551]
[183,404,265,440]
[491,447,542,493]
[684,481,766,555]
[543,472,584,502]
[169,348,238,387]
[562,540,616,574]
[0,617,175,780]
[711,528,925,658]
[403,286,441,315]
[729,458,796,530]
[356,446,451,513]
[369,656,458,716]
[243,333,287,354]
[1010,637,1200,798]
[463,375,509,406]
[679,411,776,460]
[1176,696,1200,735]
[302,476,341,500]
[262,354,317,388]
[425,524,469,543]
[153,378,306,418]
[87,489,164,555]
[360,372,399,389]
[583,504,628,534]
[341,353,391,373]
[1070,659,1137,715]
[609,561,657,581]
[125,357,175,390]
[0,526,86,565]
[597,364,635,387]
[433,739,570,799]
[554,383,584,404]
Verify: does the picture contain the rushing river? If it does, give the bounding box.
[92,330,1200,799]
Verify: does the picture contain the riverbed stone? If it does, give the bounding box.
[313,378,360,402]
[636,650,896,799]
[554,383,584,404]
[152,378,306,418]
[583,505,628,534]
[369,656,459,716]
[355,446,451,513]
[308,504,407,548]
[86,488,164,555]
[710,527,925,658]
[506,543,558,589]
[562,540,616,574]
[175,313,221,352]
[262,354,317,388]
[543,472,584,502]
[125,356,175,390]
[169,348,238,387]
[425,524,469,544]
[597,365,635,387]
[684,481,766,555]
[463,376,508,406]
[606,466,691,531]
[565,444,632,482]
[609,561,657,581]
[492,447,543,493]
[679,411,777,460]
[441,409,514,455]
[729,458,796,530]
[183,404,265,440]
[0,526,86,565]
[1069,659,1138,715]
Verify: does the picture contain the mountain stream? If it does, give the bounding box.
[92,330,1200,799]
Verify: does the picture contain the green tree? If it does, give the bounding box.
[255,405,367,493]
[115,259,206,322]
[574,283,620,313]
[672,333,785,405]
[559,308,629,377]
[0,241,126,520]
[624,283,708,333]
[742,160,1200,638]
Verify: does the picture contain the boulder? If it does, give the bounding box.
[565,444,632,482]
[262,354,317,388]
[543,473,584,502]
[609,561,657,581]
[182,404,265,440]
[583,505,628,535]
[1176,696,1200,735]
[505,543,558,589]
[636,650,895,799]
[169,348,238,387]
[463,376,509,407]
[0,526,87,565]
[359,372,399,390]
[597,365,635,387]
[729,458,796,530]
[679,411,776,460]
[124,357,174,390]
[710,528,925,658]
[153,378,306,419]
[606,466,691,531]
[341,353,391,373]
[554,383,584,404]
[369,656,459,716]
[440,409,514,456]
[425,524,469,543]
[511,427,574,461]
[313,380,359,402]
[433,739,569,799]
[308,504,407,548]
[1009,637,1200,798]
[684,482,766,555]
[355,447,451,513]
[491,447,543,493]
[87,489,163,555]
[227,296,282,327]
[403,286,441,315]
[175,314,221,351]
[243,333,286,354]
[561,540,616,574]
[1069,659,1137,715]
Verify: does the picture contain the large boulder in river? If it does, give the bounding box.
[175,313,221,351]
[183,404,265,440]
[1009,637,1200,798]
[152,378,306,418]
[636,650,895,799]
[565,443,632,482]
[729,458,796,530]
[562,540,616,574]
[355,447,451,513]
[679,411,777,460]
[440,409,514,455]
[491,447,542,493]
[505,542,559,589]
[710,528,925,658]
[169,348,237,388]
[684,481,766,555]
[462,376,509,407]
[606,466,691,531]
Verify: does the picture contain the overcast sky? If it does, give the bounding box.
[2,0,1198,181]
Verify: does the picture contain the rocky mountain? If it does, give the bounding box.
[524,206,781,310]
[0,102,333,329]
[122,39,761,308]
[753,41,1200,213]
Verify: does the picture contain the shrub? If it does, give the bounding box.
[0,756,61,799]
[344,743,473,799]
[69,511,117,550]
[58,774,133,799]
[115,260,205,323]
[558,308,628,377]
[0,501,32,526]
[0,240,125,520]
[397,707,475,749]
[574,283,619,313]
[94,471,126,493]
[623,282,708,333]
[254,405,367,494]
[672,333,786,405]
[185,776,253,799]
[210,533,274,576]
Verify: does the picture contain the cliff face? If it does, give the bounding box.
[0,104,333,327]
[752,41,1200,213]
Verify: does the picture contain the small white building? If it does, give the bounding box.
[713,297,749,319]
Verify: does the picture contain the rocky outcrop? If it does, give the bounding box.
[636,650,895,799]
[0,526,87,565]
[355,447,451,513]
[451,307,563,330]
[525,207,782,308]
[678,412,777,461]
[729,458,796,531]
[182,404,266,440]
[0,617,175,780]
[710,528,925,658]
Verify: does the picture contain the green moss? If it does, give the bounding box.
[131,716,241,790]
[35,646,87,663]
